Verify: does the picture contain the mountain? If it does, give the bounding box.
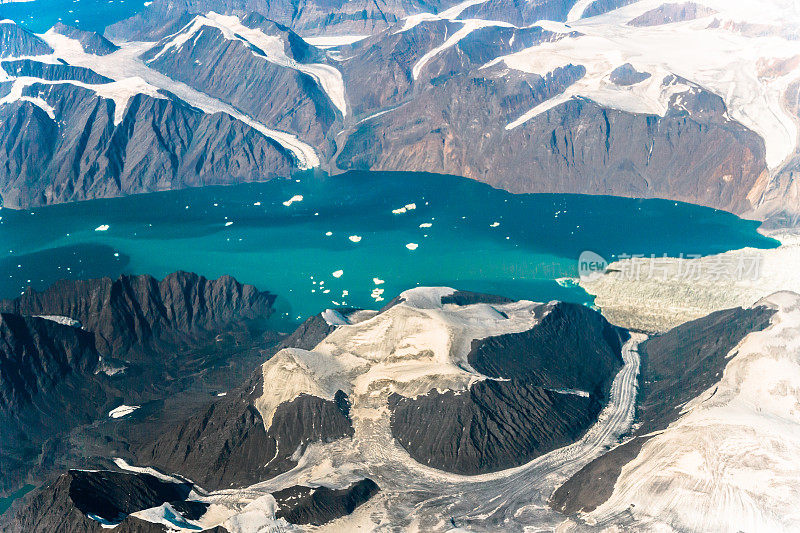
[2,285,630,530]
[0,313,110,496]
[551,300,780,525]
[0,80,295,208]
[3,279,799,531]
[0,272,280,496]
[104,0,450,40]
[0,21,52,57]
[51,23,120,55]
[140,12,342,150]
[1,0,797,224]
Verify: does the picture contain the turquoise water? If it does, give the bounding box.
[0,0,145,34]
[0,171,778,323]
[0,484,34,515]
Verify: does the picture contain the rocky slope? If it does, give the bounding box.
[0,314,110,495]
[2,2,799,222]
[2,286,635,530]
[0,80,295,208]
[0,272,280,496]
[141,12,341,150]
[0,271,277,358]
[551,303,777,518]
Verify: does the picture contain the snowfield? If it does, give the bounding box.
[581,292,800,532]
[491,0,800,170]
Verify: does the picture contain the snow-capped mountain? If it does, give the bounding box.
[2,277,794,531]
[555,292,800,532]
[0,0,798,225]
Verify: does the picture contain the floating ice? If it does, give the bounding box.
[373,278,385,285]
[325,231,333,236]
[419,223,433,228]
[406,243,419,250]
[349,235,362,242]
[225,221,234,227]
[94,225,109,232]
[108,405,140,418]
[392,203,417,214]
[490,221,500,227]
[282,195,304,206]
[253,202,261,206]
[332,270,344,278]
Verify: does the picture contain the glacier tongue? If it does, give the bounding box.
[37,28,321,169]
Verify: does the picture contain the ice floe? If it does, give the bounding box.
[282,194,303,206]
[108,405,140,418]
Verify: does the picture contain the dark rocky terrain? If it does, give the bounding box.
[0,301,379,530]
[0,314,111,495]
[389,301,625,474]
[131,381,355,490]
[467,301,626,395]
[550,305,776,515]
[3,469,212,533]
[123,308,368,490]
[272,479,380,525]
[390,379,603,474]
[0,271,277,358]
[0,272,280,496]
[0,22,52,57]
[105,0,450,40]
[0,82,294,208]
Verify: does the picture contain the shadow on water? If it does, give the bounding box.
[0,244,130,298]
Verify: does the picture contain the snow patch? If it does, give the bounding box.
[322,308,350,326]
[33,315,81,327]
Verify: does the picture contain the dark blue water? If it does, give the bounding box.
[0,171,777,322]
